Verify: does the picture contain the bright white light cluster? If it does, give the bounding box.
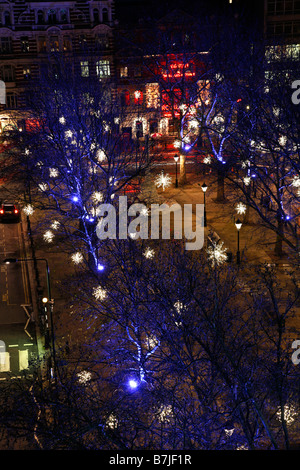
[106,413,118,429]
[235,202,247,215]
[93,285,107,301]
[157,404,174,423]
[77,370,92,384]
[276,404,297,425]
[143,247,155,259]
[51,220,60,230]
[71,252,84,264]
[92,191,104,203]
[43,230,54,243]
[206,241,228,266]
[23,204,34,216]
[49,168,59,178]
[154,171,172,191]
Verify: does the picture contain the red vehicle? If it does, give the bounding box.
[0,202,20,221]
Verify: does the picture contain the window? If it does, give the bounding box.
[38,36,47,52]
[0,37,12,54]
[20,36,29,53]
[134,90,143,105]
[4,11,11,26]
[37,10,44,24]
[96,60,110,78]
[2,65,15,82]
[120,66,128,77]
[23,67,31,79]
[81,61,89,77]
[60,9,68,23]
[102,8,109,23]
[121,90,130,106]
[48,9,57,24]
[95,34,109,49]
[63,36,72,51]
[93,8,99,23]
[50,36,59,52]
[6,93,17,109]
[78,35,87,51]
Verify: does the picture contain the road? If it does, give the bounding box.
[0,219,38,379]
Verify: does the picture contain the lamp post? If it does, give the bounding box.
[235,219,242,264]
[4,257,56,381]
[201,182,207,227]
[174,154,179,187]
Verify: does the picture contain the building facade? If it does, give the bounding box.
[0,0,115,131]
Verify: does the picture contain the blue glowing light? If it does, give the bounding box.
[72,195,79,202]
[128,379,139,390]
[97,263,105,271]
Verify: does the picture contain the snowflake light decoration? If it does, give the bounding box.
[235,202,247,215]
[157,404,174,423]
[207,241,228,266]
[93,285,107,301]
[51,220,60,230]
[59,116,66,125]
[43,230,54,243]
[71,252,84,264]
[243,176,251,186]
[23,204,34,216]
[203,156,211,165]
[154,171,172,191]
[292,175,300,188]
[173,140,181,149]
[77,370,92,384]
[145,334,159,350]
[49,168,59,178]
[92,191,104,203]
[38,183,48,191]
[96,149,106,162]
[65,129,73,139]
[276,404,297,425]
[143,247,155,259]
[106,413,118,430]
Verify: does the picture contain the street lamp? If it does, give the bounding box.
[174,154,179,187]
[3,257,56,380]
[235,219,242,264]
[201,182,208,227]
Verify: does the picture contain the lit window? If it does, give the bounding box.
[81,61,89,77]
[23,67,31,79]
[134,90,143,105]
[20,36,29,52]
[120,66,128,77]
[96,59,110,78]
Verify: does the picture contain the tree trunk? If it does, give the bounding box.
[179,153,187,185]
[274,216,284,257]
[216,167,225,201]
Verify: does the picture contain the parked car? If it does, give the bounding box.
[0,202,20,221]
